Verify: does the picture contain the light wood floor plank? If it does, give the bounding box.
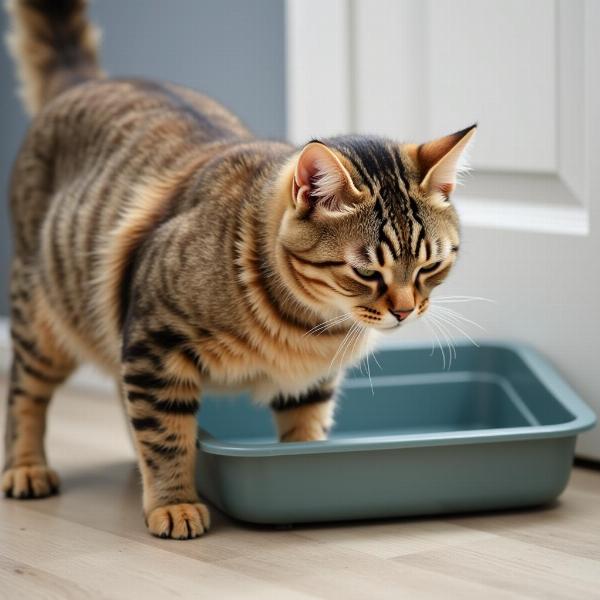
[292,519,497,558]
[0,554,108,600]
[1,377,599,599]
[395,536,600,600]
[0,503,318,600]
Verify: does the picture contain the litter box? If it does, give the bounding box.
[195,341,596,524]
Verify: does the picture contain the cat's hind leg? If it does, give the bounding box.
[2,274,76,499]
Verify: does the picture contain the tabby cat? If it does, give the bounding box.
[3,0,476,539]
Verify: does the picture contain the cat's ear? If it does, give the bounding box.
[417,124,477,200]
[292,142,361,216]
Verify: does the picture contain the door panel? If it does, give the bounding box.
[428,0,556,173]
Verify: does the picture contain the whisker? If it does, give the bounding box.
[370,348,383,371]
[430,295,495,304]
[310,312,351,328]
[431,311,480,349]
[339,323,364,372]
[340,324,364,368]
[350,328,373,395]
[330,322,363,373]
[424,320,436,357]
[441,318,458,362]
[431,316,451,369]
[313,316,353,337]
[430,305,486,332]
[350,326,366,376]
[328,323,357,373]
[429,313,456,368]
[304,312,353,336]
[364,332,374,396]
[356,353,365,375]
[423,316,446,370]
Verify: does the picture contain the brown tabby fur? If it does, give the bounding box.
[3,0,475,539]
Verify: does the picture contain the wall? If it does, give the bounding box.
[0,0,286,315]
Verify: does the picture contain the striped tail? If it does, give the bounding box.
[5,0,103,116]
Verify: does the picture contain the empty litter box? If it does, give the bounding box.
[195,341,596,524]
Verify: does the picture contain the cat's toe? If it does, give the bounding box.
[147,502,210,539]
[2,465,60,499]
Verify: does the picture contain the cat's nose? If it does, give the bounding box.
[386,287,415,321]
[389,308,414,322]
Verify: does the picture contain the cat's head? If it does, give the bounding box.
[277,125,476,330]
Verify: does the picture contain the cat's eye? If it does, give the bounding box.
[418,261,442,276]
[352,266,379,280]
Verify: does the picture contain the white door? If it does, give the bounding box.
[286,0,600,459]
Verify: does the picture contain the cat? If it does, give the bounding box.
[3,0,475,539]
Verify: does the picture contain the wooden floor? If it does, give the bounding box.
[1,378,599,600]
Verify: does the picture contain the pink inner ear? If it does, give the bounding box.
[294,143,345,207]
[293,142,362,213]
[293,161,318,210]
[418,125,476,196]
[295,145,327,191]
[418,137,462,179]
[297,156,319,189]
[438,183,454,196]
[296,161,313,190]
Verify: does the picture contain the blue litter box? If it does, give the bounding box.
[195,341,596,524]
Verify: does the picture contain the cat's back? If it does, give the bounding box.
[10,78,252,255]
[37,77,250,142]
[19,77,251,179]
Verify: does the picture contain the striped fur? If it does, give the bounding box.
[5,0,103,115]
[2,0,475,539]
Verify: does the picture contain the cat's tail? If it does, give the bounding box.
[5,0,103,116]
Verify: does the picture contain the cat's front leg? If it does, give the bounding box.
[122,334,209,540]
[270,377,339,442]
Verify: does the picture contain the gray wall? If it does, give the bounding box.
[0,0,286,316]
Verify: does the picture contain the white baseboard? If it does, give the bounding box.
[0,316,115,395]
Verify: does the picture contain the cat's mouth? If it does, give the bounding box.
[352,295,430,331]
[353,307,410,330]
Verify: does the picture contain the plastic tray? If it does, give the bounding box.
[195,341,596,524]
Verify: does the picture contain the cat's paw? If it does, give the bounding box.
[2,465,60,499]
[147,502,211,540]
